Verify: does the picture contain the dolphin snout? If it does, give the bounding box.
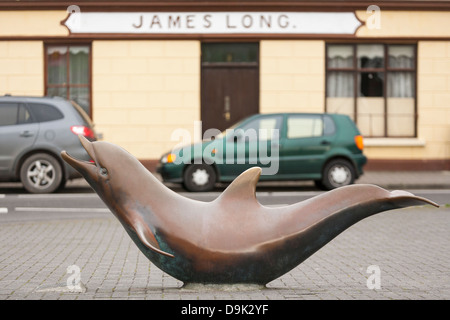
[61,135,98,174]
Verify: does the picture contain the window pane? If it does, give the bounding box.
[358,72,384,97]
[326,97,355,121]
[357,97,385,137]
[388,72,414,97]
[70,46,89,84]
[47,46,67,85]
[388,45,414,69]
[46,45,92,118]
[387,70,415,136]
[202,43,258,63]
[0,103,18,126]
[327,72,354,97]
[387,98,415,136]
[327,45,353,68]
[70,87,90,116]
[326,70,354,121]
[287,115,323,139]
[47,86,67,99]
[357,44,384,68]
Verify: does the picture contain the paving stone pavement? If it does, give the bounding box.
[0,205,448,301]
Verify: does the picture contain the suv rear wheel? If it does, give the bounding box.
[321,159,355,190]
[20,153,63,194]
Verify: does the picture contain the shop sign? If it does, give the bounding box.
[64,12,361,35]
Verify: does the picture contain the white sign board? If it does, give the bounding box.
[64,12,361,35]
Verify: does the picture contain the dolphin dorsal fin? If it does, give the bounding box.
[216,167,261,203]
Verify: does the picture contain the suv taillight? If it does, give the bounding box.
[71,125,95,140]
[354,135,364,150]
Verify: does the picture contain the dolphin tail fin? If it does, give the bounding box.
[389,190,439,208]
[133,218,174,258]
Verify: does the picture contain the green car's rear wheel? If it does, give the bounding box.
[321,159,355,190]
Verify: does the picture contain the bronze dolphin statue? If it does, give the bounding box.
[61,136,439,285]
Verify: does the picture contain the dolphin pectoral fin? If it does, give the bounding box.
[133,220,174,258]
[216,167,262,203]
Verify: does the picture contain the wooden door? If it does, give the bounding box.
[201,43,259,135]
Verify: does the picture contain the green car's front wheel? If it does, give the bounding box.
[183,163,217,192]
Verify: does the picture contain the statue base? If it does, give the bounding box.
[181,283,266,292]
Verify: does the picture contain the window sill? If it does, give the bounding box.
[364,138,426,147]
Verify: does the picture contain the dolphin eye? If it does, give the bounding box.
[99,167,108,176]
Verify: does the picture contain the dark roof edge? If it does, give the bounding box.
[0,1,449,11]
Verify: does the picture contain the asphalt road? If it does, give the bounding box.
[0,182,448,223]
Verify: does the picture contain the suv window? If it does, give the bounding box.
[0,103,33,126]
[28,103,64,122]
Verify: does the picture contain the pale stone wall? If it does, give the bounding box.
[0,41,44,96]
[0,9,449,164]
[0,10,65,95]
[260,40,325,114]
[0,11,68,37]
[92,40,200,159]
[356,10,450,38]
[416,41,450,160]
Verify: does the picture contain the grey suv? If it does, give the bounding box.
[0,95,98,193]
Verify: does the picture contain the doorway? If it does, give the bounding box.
[201,42,259,135]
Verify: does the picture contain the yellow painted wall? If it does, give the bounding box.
[0,9,449,164]
[0,41,44,96]
[260,40,325,114]
[356,10,450,38]
[92,40,200,159]
[0,11,68,36]
[416,41,450,159]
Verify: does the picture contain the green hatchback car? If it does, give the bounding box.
[157,113,367,192]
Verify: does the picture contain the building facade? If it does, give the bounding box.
[1,0,449,170]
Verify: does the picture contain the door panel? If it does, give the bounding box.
[217,115,282,180]
[279,114,332,177]
[201,66,259,134]
[201,42,259,135]
[0,103,39,175]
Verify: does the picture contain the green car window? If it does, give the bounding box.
[238,115,283,141]
[287,115,323,139]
